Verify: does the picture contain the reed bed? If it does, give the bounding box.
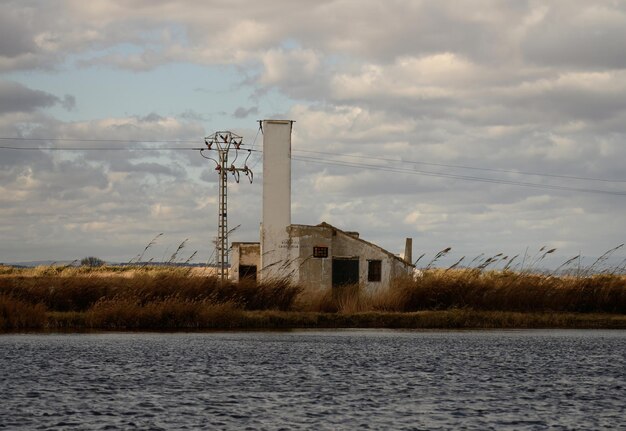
[295,271,625,315]
[0,265,624,331]
[10,308,626,331]
[0,267,301,312]
[0,296,47,330]
[378,270,626,314]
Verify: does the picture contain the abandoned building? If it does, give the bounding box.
[231,119,414,290]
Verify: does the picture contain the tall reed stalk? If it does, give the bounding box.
[0,263,624,331]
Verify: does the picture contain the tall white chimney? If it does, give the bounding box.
[260,120,293,280]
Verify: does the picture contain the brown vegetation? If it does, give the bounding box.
[0,265,624,331]
[0,295,47,330]
[0,266,301,312]
[360,270,625,314]
[295,270,626,315]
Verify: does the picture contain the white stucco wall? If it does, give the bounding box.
[330,228,410,292]
[236,118,412,288]
[230,242,260,282]
[232,223,411,289]
[259,119,294,281]
[289,224,412,291]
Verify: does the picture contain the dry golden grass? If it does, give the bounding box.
[0,265,624,331]
[294,269,626,314]
[85,298,243,330]
[0,264,196,278]
[0,295,47,330]
[391,270,626,313]
[0,267,301,313]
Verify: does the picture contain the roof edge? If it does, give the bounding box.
[291,222,413,266]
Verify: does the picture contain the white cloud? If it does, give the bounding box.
[1,0,625,264]
[260,48,321,85]
[332,53,490,102]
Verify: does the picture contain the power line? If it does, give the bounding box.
[293,149,626,184]
[2,136,623,183]
[292,155,626,196]
[0,137,200,143]
[0,145,204,151]
[247,125,264,169]
[1,138,623,195]
[0,136,215,151]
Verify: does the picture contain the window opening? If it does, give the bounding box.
[368,260,382,282]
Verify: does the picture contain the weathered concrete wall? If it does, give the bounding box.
[288,224,412,292]
[230,242,260,282]
[232,223,411,289]
[260,233,302,282]
[260,119,293,281]
[332,228,408,292]
[248,117,411,289]
[289,224,333,290]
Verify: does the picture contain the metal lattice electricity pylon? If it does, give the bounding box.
[201,131,254,285]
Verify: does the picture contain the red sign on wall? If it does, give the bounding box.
[313,246,328,258]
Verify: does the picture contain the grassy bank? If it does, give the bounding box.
[1,265,625,331]
[30,309,626,331]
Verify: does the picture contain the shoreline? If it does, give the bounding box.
[2,310,624,333]
[2,266,624,332]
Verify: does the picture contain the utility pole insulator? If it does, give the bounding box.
[201,131,254,285]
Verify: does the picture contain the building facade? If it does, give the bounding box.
[231,120,413,290]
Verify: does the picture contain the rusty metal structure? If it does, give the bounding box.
[201,131,254,285]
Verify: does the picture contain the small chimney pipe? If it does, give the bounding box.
[404,238,413,265]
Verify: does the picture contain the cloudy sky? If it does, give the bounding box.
[1,0,625,269]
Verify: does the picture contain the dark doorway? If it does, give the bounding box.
[239,265,257,282]
[332,258,359,287]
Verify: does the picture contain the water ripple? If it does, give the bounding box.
[0,330,624,430]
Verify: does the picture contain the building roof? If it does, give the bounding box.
[290,221,413,267]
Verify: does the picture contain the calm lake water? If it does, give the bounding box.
[0,330,624,430]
